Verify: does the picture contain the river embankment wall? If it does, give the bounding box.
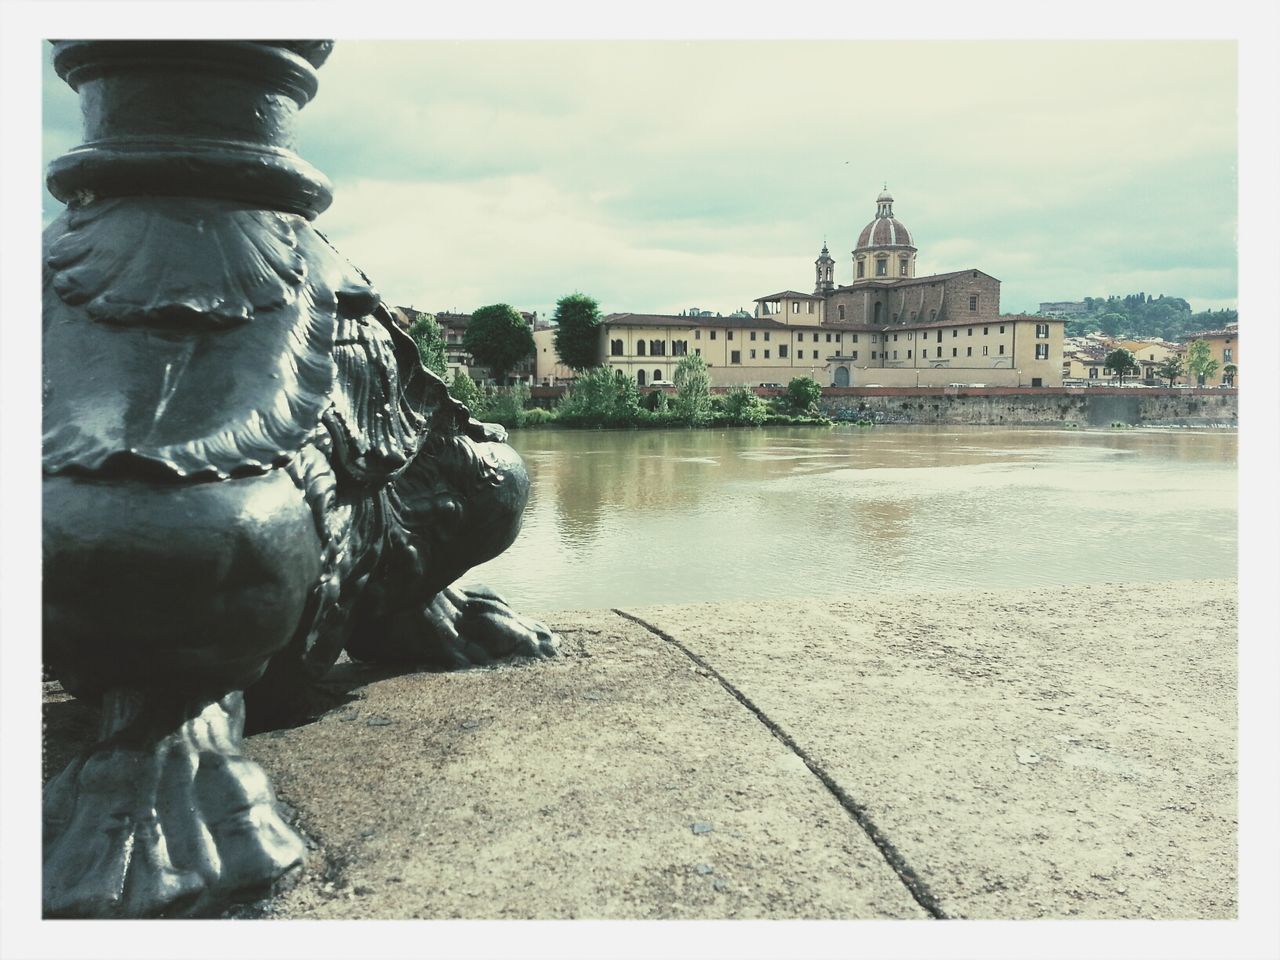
[526,385,1237,426]
[813,386,1237,426]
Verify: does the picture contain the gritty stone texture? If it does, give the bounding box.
[41,580,1235,920]
[630,579,1237,919]
[235,611,923,919]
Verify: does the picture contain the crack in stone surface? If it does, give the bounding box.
[612,607,949,920]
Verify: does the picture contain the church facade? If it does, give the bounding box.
[537,188,1064,389]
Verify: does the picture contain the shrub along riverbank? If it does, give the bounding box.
[450,362,831,431]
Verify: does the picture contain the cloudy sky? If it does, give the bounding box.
[41,39,1238,321]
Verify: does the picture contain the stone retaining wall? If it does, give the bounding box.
[528,385,1238,426]
[817,387,1237,426]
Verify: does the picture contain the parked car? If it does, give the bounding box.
[650,380,675,388]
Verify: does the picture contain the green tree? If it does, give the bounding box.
[449,368,481,409]
[1185,339,1219,386]
[1098,312,1127,337]
[722,385,768,425]
[462,303,535,385]
[785,376,823,413]
[557,367,642,427]
[1155,353,1185,387]
[483,383,531,428]
[551,293,604,371]
[673,355,712,425]
[1103,348,1139,386]
[407,312,448,379]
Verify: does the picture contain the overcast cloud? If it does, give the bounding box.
[42,40,1238,320]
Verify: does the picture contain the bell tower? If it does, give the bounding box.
[814,240,835,295]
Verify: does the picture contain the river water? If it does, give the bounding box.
[466,425,1238,611]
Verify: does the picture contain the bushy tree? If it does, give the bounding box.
[462,303,534,384]
[1185,339,1219,386]
[1104,348,1139,386]
[482,383,531,428]
[407,312,448,379]
[785,376,823,413]
[722,385,768,425]
[449,368,481,409]
[558,367,642,427]
[1155,354,1185,387]
[552,293,604,371]
[1097,312,1126,337]
[673,355,712,425]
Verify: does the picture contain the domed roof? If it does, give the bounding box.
[856,187,915,251]
[856,217,914,249]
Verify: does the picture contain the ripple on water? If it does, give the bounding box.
[472,426,1237,610]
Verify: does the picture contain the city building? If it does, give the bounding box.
[391,306,543,384]
[1184,323,1239,386]
[540,188,1065,388]
[1038,300,1093,318]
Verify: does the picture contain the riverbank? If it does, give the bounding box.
[42,579,1237,919]
[504,384,1237,429]
[816,385,1238,427]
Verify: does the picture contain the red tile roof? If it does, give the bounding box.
[603,312,792,331]
[753,290,824,301]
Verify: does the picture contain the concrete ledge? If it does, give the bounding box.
[42,580,1237,919]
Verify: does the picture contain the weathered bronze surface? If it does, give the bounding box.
[42,39,556,918]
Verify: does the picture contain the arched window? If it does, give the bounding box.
[637,369,646,386]
[610,339,624,356]
[653,369,662,382]
[637,340,646,356]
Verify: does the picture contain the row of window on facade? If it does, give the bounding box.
[615,340,1053,368]
[608,322,1045,357]
[610,339,691,357]
[855,256,911,278]
[764,300,819,315]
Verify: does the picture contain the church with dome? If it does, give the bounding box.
[761,187,1003,328]
[534,186,1064,389]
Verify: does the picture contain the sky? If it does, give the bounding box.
[40,39,1239,323]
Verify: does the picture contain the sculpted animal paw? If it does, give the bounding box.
[42,694,304,919]
[451,585,560,666]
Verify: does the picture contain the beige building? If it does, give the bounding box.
[1185,325,1239,386]
[534,186,1067,388]
[569,310,1062,389]
[1064,336,1187,385]
[533,326,576,384]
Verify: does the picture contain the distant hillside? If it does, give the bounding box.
[1056,293,1237,342]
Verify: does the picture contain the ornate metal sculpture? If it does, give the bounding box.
[42,40,556,918]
